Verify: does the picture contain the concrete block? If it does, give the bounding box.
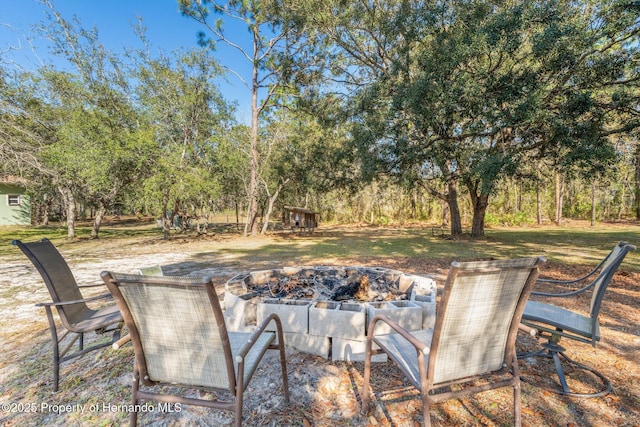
[367,301,422,335]
[224,291,259,331]
[412,275,437,298]
[309,301,366,340]
[257,298,311,334]
[411,292,437,330]
[398,274,416,293]
[284,332,330,358]
[332,337,387,362]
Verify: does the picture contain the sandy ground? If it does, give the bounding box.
[1,231,639,426]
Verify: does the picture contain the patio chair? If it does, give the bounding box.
[11,238,123,392]
[361,257,545,427]
[520,241,636,397]
[101,272,290,427]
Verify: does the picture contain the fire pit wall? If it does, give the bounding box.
[223,266,437,362]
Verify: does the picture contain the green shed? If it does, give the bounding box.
[0,178,31,226]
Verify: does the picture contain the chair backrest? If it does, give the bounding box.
[588,242,635,322]
[12,238,91,326]
[101,272,236,391]
[430,257,544,384]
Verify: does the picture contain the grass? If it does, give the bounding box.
[0,224,158,254]
[2,217,639,426]
[2,219,639,271]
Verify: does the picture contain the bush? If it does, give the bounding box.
[485,211,533,227]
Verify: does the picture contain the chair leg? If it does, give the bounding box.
[421,393,430,427]
[131,365,140,427]
[278,342,290,404]
[556,351,612,398]
[361,342,372,415]
[235,381,244,427]
[520,340,612,398]
[550,348,570,393]
[43,306,61,392]
[512,354,522,427]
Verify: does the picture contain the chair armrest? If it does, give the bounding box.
[112,334,131,349]
[36,293,113,307]
[531,279,596,298]
[78,283,109,288]
[535,258,603,287]
[518,323,537,337]
[237,313,283,360]
[367,314,428,354]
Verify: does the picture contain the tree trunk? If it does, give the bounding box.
[467,180,489,237]
[91,203,108,239]
[261,178,289,234]
[236,202,240,231]
[536,167,543,225]
[518,179,523,213]
[471,198,489,237]
[246,28,261,237]
[92,189,118,239]
[554,172,565,225]
[42,193,50,226]
[635,143,640,219]
[58,186,76,239]
[419,177,461,235]
[410,187,417,219]
[162,191,171,240]
[441,200,449,226]
[591,182,597,226]
[447,180,463,236]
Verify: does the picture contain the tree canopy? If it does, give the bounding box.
[1,0,638,237]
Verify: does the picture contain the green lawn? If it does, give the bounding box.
[3,220,638,271]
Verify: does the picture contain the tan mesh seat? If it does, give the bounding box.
[361,257,545,427]
[101,272,289,427]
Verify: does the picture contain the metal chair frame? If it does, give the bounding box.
[101,272,290,426]
[362,257,545,426]
[12,238,123,392]
[520,242,636,397]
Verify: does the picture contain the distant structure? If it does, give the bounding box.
[283,206,319,233]
[0,176,31,226]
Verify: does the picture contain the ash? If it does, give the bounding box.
[246,267,409,302]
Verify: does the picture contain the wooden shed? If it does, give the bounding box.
[283,206,319,233]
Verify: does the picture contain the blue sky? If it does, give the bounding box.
[0,0,252,122]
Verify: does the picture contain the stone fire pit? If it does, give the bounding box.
[223,266,437,361]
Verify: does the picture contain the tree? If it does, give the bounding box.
[35,3,153,239]
[133,45,235,239]
[290,0,640,236]
[179,0,303,236]
[257,106,346,233]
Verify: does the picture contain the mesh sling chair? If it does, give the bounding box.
[362,257,545,427]
[101,272,290,427]
[109,265,164,351]
[12,238,123,392]
[520,241,636,397]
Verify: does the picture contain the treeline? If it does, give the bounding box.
[1,0,639,238]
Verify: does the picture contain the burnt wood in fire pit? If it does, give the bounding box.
[227,266,410,302]
[223,266,438,360]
